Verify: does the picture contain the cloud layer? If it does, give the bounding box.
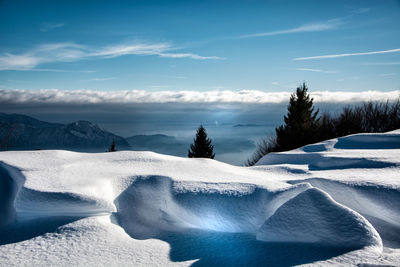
[0,42,224,71]
[1,89,399,104]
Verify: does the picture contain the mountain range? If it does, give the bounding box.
[0,113,130,151]
[0,113,257,164]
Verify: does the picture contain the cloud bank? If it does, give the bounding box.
[1,89,399,104]
[0,42,224,71]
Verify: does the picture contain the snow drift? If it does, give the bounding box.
[256,187,381,249]
[115,176,312,239]
[0,130,399,266]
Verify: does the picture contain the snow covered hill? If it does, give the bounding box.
[0,130,399,266]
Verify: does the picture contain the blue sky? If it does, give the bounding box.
[0,0,399,94]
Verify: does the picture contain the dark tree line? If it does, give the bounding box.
[247,83,400,166]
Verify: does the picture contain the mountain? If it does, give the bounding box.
[0,113,131,151]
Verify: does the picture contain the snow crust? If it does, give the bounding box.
[0,130,400,266]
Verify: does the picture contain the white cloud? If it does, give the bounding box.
[81,77,116,82]
[40,23,65,32]
[237,8,370,39]
[379,73,396,77]
[158,53,225,60]
[238,19,342,39]
[294,48,400,61]
[0,42,223,71]
[91,43,170,58]
[296,68,337,74]
[352,8,371,14]
[1,89,399,104]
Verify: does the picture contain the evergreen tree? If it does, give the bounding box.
[108,138,117,152]
[275,83,319,151]
[188,125,215,159]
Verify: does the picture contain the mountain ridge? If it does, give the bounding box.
[0,113,131,151]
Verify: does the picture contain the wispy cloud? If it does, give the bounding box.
[352,7,371,14]
[296,68,337,74]
[238,19,343,39]
[336,76,361,82]
[236,7,371,40]
[40,23,65,32]
[0,42,224,71]
[362,62,400,66]
[1,89,399,104]
[6,68,97,73]
[81,77,116,82]
[294,48,400,61]
[379,73,396,77]
[158,53,224,60]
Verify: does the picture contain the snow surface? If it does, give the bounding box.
[0,130,399,266]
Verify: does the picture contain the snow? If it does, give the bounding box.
[0,130,399,266]
[256,187,381,250]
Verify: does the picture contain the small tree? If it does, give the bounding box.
[188,125,215,159]
[275,82,319,151]
[108,138,117,152]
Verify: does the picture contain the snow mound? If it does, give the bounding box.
[115,175,382,252]
[256,131,400,173]
[335,132,400,149]
[256,187,382,250]
[289,178,400,248]
[115,175,312,239]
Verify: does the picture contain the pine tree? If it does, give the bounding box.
[108,138,117,152]
[275,83,319,151]
[188,125,215,159]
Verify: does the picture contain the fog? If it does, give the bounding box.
[0,100,367,165]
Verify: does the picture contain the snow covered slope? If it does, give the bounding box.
[0,130,399,266]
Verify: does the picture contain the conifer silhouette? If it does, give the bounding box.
[108,138,117,152]
[275,82,319,151]
[188,125,215,159]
